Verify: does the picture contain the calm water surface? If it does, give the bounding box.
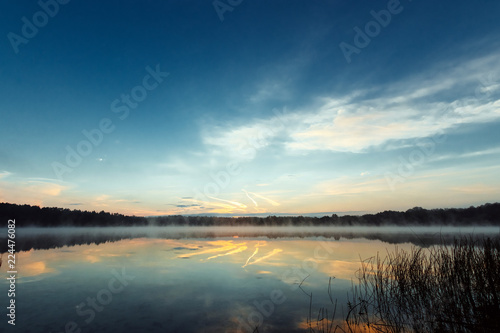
[1,226,497,333]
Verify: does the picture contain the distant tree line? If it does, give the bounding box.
[0,203,147,227]
[1,202,499,227]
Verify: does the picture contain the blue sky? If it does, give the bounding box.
[1,0,500,216]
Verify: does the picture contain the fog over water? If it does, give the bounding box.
[16,225,500,237]
[3,226,499,253]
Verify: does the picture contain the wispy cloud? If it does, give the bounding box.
[249,80,290,104]
[449,184,499,195]
[315,176,387,196]
[206,196,247,209]
[429,146,500,163]
[242,189,258,207]
[25,179,67,196]
[201,52,500,156]
[244,190,280,207]
[0,171,12,179]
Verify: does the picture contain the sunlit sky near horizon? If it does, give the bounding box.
[1,0,500,217]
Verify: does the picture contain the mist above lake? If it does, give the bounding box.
[3,226,499,253]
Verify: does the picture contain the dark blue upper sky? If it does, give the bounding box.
[1,0,500,215]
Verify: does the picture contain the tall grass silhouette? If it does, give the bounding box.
[305,237,500,333]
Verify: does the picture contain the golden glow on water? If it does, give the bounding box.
[22,261,53,277]
[3,237,415,284]
[0,234,430,332]
[297,317,380,333]
[177,240,242,259]
[242,248,283,268]
[243,247,260,267]
[205,245,248,261]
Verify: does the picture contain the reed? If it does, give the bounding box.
[344,237,500,332]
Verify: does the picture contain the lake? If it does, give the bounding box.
[1,226,498,333]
